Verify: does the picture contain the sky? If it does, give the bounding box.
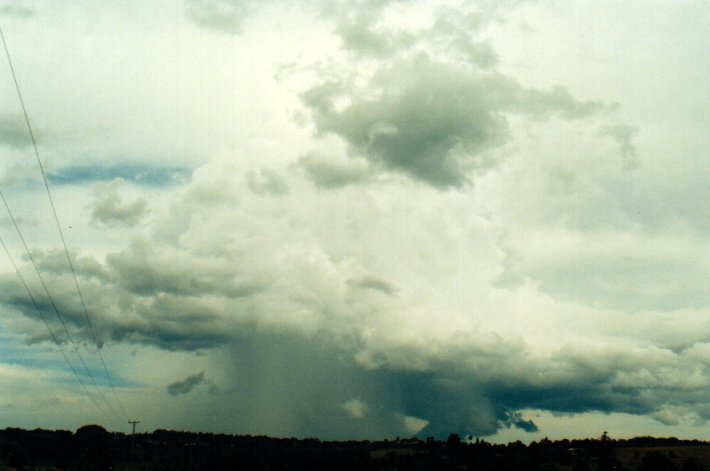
[0,0,708,443]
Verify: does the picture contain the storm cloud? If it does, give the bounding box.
[0,0,708,442]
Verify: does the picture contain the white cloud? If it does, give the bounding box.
[343,398,368,419]
[401,415,429,435]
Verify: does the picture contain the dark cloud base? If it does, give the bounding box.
[1,261,705,439]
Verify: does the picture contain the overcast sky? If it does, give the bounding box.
[0,0,708,442]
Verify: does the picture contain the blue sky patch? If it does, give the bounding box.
[48,165,192,187]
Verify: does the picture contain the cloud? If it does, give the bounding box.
[1,0,709,442]
[342,398,368,419]
[324,0,416,57]
[485,119,710,312]
[5,174,710,437]
[185,0,259,34]
[246,168,289,195]
[105,239,267,299]
[503,240,710,311]
[302,57,602,188]
[321,2,496,66]
[7,155,706,437]
[167,371,205,395]
[427,7,497,67]
[348,276,397,295]
[401,415,429,435]
[499,410,539,433]
[91,183,148,228]
[297,152,371,189]
[600,124,638,168]
[299,2,605,189]
[0,5,33,18]
[0,114,34,148]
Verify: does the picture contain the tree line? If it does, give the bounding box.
[0,425,707,470]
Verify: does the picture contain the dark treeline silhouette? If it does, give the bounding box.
[0,426,708,470]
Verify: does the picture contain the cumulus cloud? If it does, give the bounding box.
[0,114,34,148]
[90,183,148,227]
[5,170,710,437]
[7,153,709,437]
[297,152,371,189]
[427,7,497,67]
[1,0,709,442]
[167,372,205,395]
[302,57,602,188]
[321,1,496,66]
[246,168,289,195]
[323,0,415,57]
[299,1,605,189]
[185,0,258,34]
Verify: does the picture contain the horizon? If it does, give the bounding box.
[0,1,709,443]
[4,423,710,447]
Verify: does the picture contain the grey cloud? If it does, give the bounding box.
[0,114,33,148]
[0,241,267,351]
[303,58,602,187]
[522,254,710,312]
[337,18,411,57]
[485,345,710,424]
[185,0,258,34]
[3,159,704,438]
[167,372,205,395]
[303,1,603,188]
[5,247,710,437]
[499,410,539,433]
[107,293,237,351]
[329,0,415,57]
[600,124,638,168]
[427,7,497,67]
[159,334,537,438]
[348,276,397,295]
[246,168,289,196]
[91,192,148,228]
[0,237,556,437]
[175,335,429,439]
[105,240,267,299]
[493,162,710,311]
[297,152,371,188]
[19,248,108,281]
[0,5,33,18]
[322,1,496,65]
[0,275,96,345]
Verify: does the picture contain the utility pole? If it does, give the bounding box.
[129,420,140,468]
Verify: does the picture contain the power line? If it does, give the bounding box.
[1,24,129,421]
[0,190,123,420]
[0,228,112,420]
